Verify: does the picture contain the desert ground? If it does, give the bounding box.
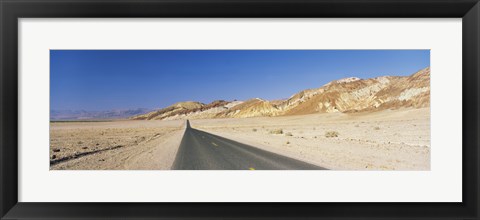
[50,120,184,170]
[50,108,430,170]
[192,108,430,170]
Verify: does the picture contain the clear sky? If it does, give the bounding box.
[51,50,430,111]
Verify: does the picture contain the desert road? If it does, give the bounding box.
[172,120,326,170]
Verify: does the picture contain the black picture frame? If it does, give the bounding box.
[1,0,479,219]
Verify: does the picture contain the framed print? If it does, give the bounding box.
[1,0,479,219]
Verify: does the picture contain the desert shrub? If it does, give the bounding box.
[374,126,380,130]
[270,129,283,134]
[285,132,293,136]
[325,131,339,138]
[286,141,290,145]
[252,128,257,132]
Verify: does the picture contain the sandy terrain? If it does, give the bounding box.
[191,108,430,170]
[50,108,430,170]
[50,120,184,170]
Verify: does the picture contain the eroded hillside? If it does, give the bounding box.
[132,67,430,120]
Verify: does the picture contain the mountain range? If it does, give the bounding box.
[50,108,152,121]
[131,67,430,120]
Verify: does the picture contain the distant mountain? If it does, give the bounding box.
[50,108,152,121]
[132,67,430,120]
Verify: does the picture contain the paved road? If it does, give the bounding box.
[172,120,326,170]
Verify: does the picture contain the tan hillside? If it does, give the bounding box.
[216,98,282,118]
[284,67,430,115]
[131,101,204,120]
[131,100,243,120]
[132,67,430,120]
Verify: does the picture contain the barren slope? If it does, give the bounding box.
[132,67,430,120]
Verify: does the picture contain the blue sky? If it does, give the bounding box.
[51,50,429,111]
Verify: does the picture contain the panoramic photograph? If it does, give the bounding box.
[50,50,430,170]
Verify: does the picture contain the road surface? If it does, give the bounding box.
[172,120,326,170]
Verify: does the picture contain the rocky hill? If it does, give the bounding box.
[132,67,430,120]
